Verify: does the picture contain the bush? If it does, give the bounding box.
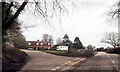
[106,47,120,54]
[3,46,28,70]
[67,51,94,57]
[114,47,120,54]
[50,47,56,51]
[84,50,94,57]
[38,47,48,50]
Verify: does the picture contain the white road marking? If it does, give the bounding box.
[107,55,118,71]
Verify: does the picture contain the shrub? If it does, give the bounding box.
[50,47,56,51]
[67,51,94,57]
[38,47,48,50]
[84,50,94,57]
[106,47,120,54]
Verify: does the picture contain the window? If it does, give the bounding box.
[48,43,50,45]
[36,43,39,45]
[41,43,43,45]
[28,43,31,45]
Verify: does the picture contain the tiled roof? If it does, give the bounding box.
[26,41,50,45]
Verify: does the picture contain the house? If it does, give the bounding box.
[56,46,68,51]
[26,40,51,50]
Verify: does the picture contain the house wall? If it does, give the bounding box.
[26,41,51,49]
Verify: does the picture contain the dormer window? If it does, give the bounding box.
[28,43,31,45]
[41,43,43,45]
[48,43,50,45]
[36,43,39,45]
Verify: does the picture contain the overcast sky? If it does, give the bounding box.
[19,0,118,48]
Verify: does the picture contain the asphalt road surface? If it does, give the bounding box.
[73,52,120,72]
[20,50,84,71]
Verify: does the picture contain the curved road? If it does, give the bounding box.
[20,50,84,71]
[20,50,119,71]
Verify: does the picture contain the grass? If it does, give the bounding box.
[41,50,67,56]
[94,52,98,55]
[41,50,95,57]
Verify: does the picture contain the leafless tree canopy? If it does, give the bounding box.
[101,32,119,48]
[4,0,76,29]
[56,38,62,44]
[107,1,120,23]
[42,34,53,45]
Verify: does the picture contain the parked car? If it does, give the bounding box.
[26,48,33,50]
[77,49,85,51]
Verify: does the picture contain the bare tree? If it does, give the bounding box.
[3,0,28,29]
[56,38,62,44]
[49,35,54,46]
[42,34,53,42]
[3,0,77,45]
[3,0,76,28]
[42,34,54,47]
[86,45,93,51]
[42,34,49,41]
[101,32,119,48]
[107,1,120,23]
[11,35,26,49]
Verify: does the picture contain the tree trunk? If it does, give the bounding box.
[3,2,13,23]
[3,1,28,29]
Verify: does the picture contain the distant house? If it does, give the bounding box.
[56,46,68,51]
[26,40,51,49]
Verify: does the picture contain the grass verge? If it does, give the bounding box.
[41,50,95,58]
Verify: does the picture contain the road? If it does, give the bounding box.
[20,50,85,71]
[73,52,120,72]
[20,50,119,71]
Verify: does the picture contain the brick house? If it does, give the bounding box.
[26,40,51,49]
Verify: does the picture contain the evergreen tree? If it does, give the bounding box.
[73,37,83,50]
[62,34,71,46]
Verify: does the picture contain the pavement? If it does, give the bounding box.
[20,50,86,71]
[73,52,120,72]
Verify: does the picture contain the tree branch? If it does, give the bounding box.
[3,1,28,29]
